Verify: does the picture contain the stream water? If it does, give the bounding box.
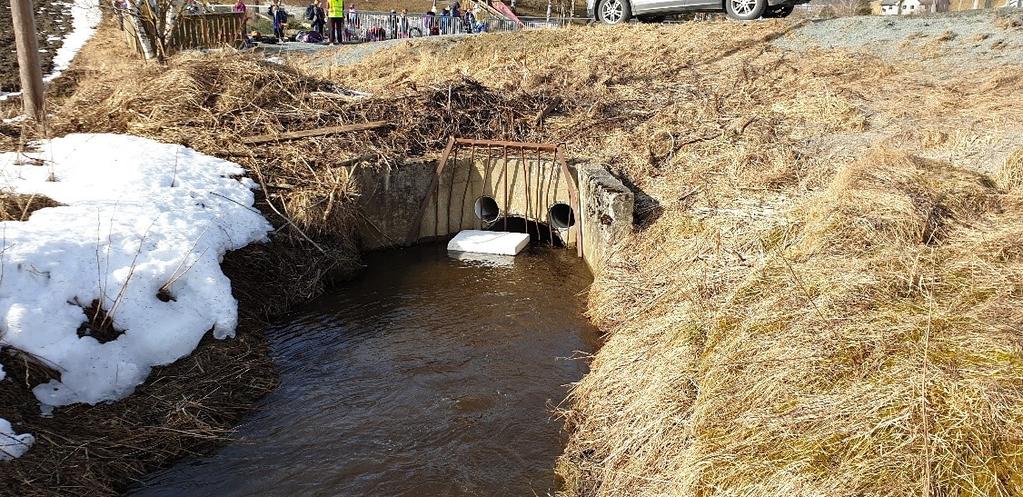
[136,244,599,497]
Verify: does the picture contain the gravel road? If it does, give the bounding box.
[774,9,1023,67]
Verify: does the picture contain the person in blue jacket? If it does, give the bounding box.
[271,1,289,42]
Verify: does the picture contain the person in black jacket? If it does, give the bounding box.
[308,1,325,36]
[270,1,288,42]
[387,9,398,39]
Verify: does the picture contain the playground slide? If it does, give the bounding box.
[490,1,524,26]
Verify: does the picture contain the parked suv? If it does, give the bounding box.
[588,0,806,22]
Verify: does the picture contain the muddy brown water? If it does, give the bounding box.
[136,243,599,497]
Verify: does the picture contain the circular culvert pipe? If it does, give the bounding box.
[474,196,500,223]
[548,202,576,229]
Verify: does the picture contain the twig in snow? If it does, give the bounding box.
[101,218,157,331]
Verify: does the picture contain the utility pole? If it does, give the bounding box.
[10,0,46,125]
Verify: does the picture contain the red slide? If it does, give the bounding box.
[490,0,525,26]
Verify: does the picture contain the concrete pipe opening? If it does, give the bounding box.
[474,196,500,223]
[548,203,576,229]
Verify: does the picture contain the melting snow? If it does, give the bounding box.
[0,134,271,460]
[0,418,33,461]
[44,0,101,83]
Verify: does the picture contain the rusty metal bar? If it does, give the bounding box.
[408,136,456,244]
[543,151,556,246]
[454,138,559,152]
[459,145,475,231]
[482,146,493,230]
[502,146,509,233]
[524,150,534,243]
[555,146,583,258]
[446,146,458,235]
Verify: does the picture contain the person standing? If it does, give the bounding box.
[423,7,437,35]
[347,4,359,28]
[462,8,475,33]
[387,9,398,39]
[305,0,315,22]
[310,1,325,36]
[272,2,289,42]
[327,0,344,44]
[232,0,247,35]
[399,8,410,38]
[439,7,450,34]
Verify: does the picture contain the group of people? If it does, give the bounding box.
[420,2,484,36]
[231,0,488,46]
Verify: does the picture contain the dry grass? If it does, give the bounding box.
[304,17,1023,497]
[997,146,1023,191]
[3,9,1023,497]
[0,193,60,221]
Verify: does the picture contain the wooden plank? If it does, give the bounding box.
[240,121,389,145]
[408,136,456,244]
[555,147,583,258]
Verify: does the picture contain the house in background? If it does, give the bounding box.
[900,0,922,13]
[879,0,948,14]
[880,0,900,14]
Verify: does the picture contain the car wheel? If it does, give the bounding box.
[725,0,766,20]
[597,0,631,24]
[763,4,794,17]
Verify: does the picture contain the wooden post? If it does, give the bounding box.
[10,0,46,125]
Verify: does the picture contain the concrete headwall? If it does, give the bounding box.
[345,156,633,271]
[577,165,634,274]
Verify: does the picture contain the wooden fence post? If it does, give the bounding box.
[9,0,46,125]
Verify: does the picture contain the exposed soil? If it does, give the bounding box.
[0,0,74,93]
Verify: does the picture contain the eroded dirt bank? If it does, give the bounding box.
[2,8,1023,496]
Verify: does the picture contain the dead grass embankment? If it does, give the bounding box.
[310,18,1023,497]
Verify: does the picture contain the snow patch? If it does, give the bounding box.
[0,419,33,461]
[0,133,271,459]
[44,0,102,83]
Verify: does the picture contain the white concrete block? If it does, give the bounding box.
[447,230,530,256]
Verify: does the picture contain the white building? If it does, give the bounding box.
[880,0,900,14]
[900,0,921,13]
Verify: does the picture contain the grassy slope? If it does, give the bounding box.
[314,15,1023,497]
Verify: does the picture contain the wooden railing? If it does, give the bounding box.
[120,11,245,58]
[169,12,245,51]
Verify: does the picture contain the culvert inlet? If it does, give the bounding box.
[135,244,599,497]
[474,195,500,223]
[548,202,576,229]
